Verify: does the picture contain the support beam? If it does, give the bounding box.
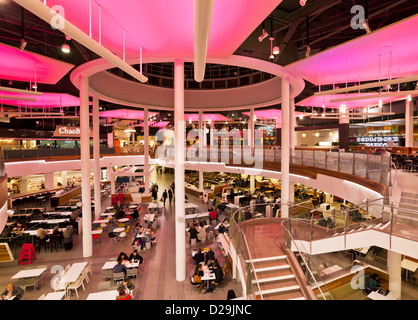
[79,74,92,258]
[405,99,415,148]
[193,0,214,82]
[174,59,186,282]
[93,96,101,220]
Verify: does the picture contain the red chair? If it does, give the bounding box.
[19,243,36,265]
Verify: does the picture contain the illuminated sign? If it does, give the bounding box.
[53,126,93,137]
[356,136,399,147]
[368,130,392,134]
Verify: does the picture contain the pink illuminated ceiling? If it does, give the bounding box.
[284,14,418,85]
[242,109,306,120]
[296,93,412,109]
[44,0,281,59]
[185,113,229,122]
[0,92,85,108]
[0,42,74,84]
[99,109,157,119]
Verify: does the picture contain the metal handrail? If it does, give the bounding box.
[230,205,264,300]
[280,219,330,300]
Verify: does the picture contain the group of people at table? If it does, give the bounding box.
[111,250,143,300]
[191,247,224,294]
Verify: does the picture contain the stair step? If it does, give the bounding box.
[252,274,295,284]
[255,285,300,296]
[246,255,286,263]
[254,265,290,273]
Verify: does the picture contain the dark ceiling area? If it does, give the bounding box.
[0,0,417,125]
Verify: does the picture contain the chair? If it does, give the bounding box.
[108,232,117,243]
[64,264,71,273]
[18,243,36,265]
[112,272,125,284]
[37,293,46,300]
[52,277,68,293]
[126,268,138,279]
[101,269,113,281]
[81,268,90,284]
[118,231,127,241]
[86,262,93,277]
[190,275,204,293]
[97,281,111,291]
[21,277,37,292]
[66,276,85,299]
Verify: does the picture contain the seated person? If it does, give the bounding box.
[113,259,127,275]
[197,225,207,242]
[193,248,205,265]
[218,222,226,234]
[36,227,48,240]
[117,252,129,262]
[366,273,382,292]
[1,283,24,300]
[116,288,132,300]
[204,248,215,265]
[117,277,135,297]
[188,225,198,243]
[191,264,204,293]
[12,222,25,235]
[129,249,143,264]
[205,262,223,293]
[209,208,218,223]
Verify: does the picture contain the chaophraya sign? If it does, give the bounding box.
[53,126,93,137]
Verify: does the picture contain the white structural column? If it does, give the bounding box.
[289,97,296,204]
[144,108,150,196]
[45,172,54,190]
[250,175,255,194]
[281,76,290,219]
[79,74,93,258]
[107,118,114,148]
[199,170,204,191]
[174,59,186,281]
[199,110,204,160]
[249,107,255,153]
[405,99,414,148]
[387,250,402,299]
[92,96,101,220]
[60,171,68,187]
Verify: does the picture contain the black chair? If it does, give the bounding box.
[50,234,64,252]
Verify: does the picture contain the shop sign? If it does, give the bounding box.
[53,126,93,137]
[357,135,399,147]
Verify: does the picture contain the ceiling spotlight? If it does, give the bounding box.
[61,43,70,53]
[19,38,27,51]
[258,29,268,42]
[269,54,274,60]
[300,0,307,6]
[272,46,280,55]
[315,132,320,137]
[407,95,412,102]
[363,19,372,34]
[305,45,311,58]
[31,83,37,90]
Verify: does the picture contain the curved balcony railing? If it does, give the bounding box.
[156,145,391,193]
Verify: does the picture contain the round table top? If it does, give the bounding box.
[129,205,138,209]
[118,218,129,223]
[113,227,125,233]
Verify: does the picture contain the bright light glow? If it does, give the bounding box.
[315,132,320,137]
[61,44,70,53]
[272,46,280,55]
[407,95,412,102]
[299,0,307,6]
[302,133,306,138]
[329,131,334,136]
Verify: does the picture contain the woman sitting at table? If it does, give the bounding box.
[1,283,24,300]
[204,248,215,265]
[63,225,73,251]
[129,249,143,264]
[117,252,129,263]
[197,225,207,242]
[116,288,132,300]
[218,222,226,234]
[191,264,204,293]
[114,200,125,219]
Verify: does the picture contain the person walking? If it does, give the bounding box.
[168,188,173,205]
[162,189,168,206]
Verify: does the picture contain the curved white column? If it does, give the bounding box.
[174,59,186,282]
[281,76,290,218]
[93,96,101,220]
[80,74,93,258]
[144,108,150,196]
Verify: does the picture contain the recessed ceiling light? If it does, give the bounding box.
[61,44,70,53]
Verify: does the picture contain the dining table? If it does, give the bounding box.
[43,291,66,300]
[86,290,119,300]
[11,267,47,280]
[102,260,139,270]
[201,265,216,290]
[59,262,88,285]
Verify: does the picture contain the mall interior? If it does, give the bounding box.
[0,0,417,303]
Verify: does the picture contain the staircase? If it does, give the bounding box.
[398,192,418,222]
[247,255,306,300]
